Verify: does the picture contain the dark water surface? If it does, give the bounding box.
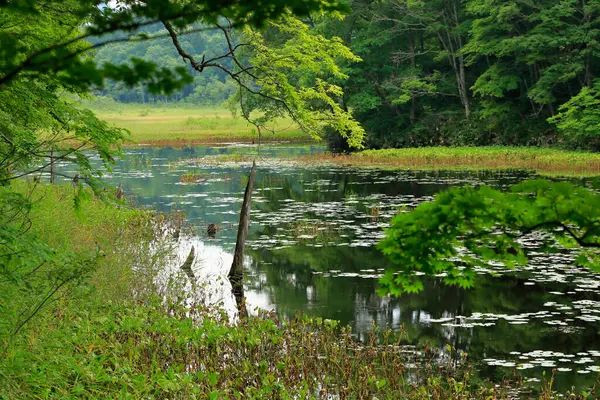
[64,144,600,391]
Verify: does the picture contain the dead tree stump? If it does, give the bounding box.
[229,160,256,319]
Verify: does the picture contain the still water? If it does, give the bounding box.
[75,144,600,390]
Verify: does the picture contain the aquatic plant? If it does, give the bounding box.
[286,220,341,242]
[179,171,210,183]
[0,290,521,399]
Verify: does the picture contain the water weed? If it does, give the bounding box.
[0,295,516,399]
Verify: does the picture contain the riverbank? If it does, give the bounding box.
[84,101,600,176]
[88,103,314,146]
[298,147,600,176]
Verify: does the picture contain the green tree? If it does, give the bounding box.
[304,0,600,149]
[549,79,600,149]
[379,179,600,294]
[465,0,600,146]
[232,14,365,147]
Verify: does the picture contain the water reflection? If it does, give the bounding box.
[55,144,600,390]
[156,236,238,321]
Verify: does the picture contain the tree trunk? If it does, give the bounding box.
[457,55,470,118]
[585,53,593,87]
[409,31,417,124]
[438,28,470,119]
[229,160,257,318]
[437,0,470,119]
[453,2,470,119]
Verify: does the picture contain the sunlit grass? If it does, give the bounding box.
[298,146,600,176]
[85,102,312,146]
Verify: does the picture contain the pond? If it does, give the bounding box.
[62,143,600,392]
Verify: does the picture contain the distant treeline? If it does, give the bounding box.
[92,23,237,105]
[94,1,600,150]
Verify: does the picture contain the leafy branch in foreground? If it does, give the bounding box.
[161,13,366,147]
[378,179,600,295]
[1,0,346,89]
[1,0,362,192]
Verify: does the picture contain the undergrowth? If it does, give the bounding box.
[0,294,513,399]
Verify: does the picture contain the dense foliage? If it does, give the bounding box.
[379,179,600,294]
[232,14,365,147]
[0,181,163,341]
[0,1,128,189]
[312,0,600,149]
[94,0,600,149]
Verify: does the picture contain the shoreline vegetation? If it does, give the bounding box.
[297,147,600,177]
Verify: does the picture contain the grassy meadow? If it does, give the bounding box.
[86,101,312,146]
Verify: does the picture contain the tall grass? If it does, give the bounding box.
[0,181,167,346]
[0,294,515,399]
[83,101,310,146]
[299,146,600,176]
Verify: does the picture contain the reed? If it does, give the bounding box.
[298,146,600,176]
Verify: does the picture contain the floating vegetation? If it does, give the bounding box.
[179,170,211,183]
[188,154,255,164]
[284,220,341,242]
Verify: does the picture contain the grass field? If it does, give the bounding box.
[298,147,600,176]
[87,102,313,146]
